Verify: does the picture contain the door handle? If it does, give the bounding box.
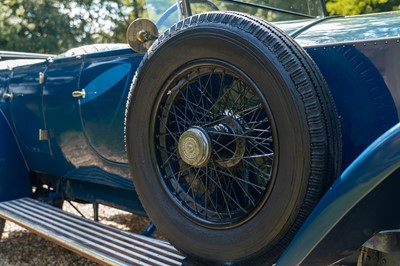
[2,92,14,101]
[72,89,86,99]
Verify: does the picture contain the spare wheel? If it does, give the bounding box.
[125,11,341,265]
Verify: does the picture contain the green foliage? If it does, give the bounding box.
[0,0,85,53]
[0,0,146,53]
[74,0,147,44]
[326,0,400,16]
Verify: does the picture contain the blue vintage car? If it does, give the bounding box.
[1,0,400,265]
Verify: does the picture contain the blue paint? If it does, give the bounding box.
[80,64,131,104]
[78,54,141,164]
[7,60,50,156]
[276,11,400,46]
[277,123,400,265]
[0,109,31,202]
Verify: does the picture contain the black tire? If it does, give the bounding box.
[125,12,341,265]
[308,45,397,169]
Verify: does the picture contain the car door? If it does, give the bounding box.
[42,56,84,175]
[6,60,53,171]
[77,49,142,165]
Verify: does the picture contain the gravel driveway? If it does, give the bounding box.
[0,202,158,265]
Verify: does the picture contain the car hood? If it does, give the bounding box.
[274,11,400,47]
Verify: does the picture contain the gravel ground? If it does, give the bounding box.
[0,201,163,265]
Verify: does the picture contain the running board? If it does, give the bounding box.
[0,197,185,265]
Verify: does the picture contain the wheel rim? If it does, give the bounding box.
[152,59,278,229]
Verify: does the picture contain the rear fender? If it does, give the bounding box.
[277,122,400,265]
[0,109,31,201]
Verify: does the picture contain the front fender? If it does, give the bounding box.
[278,122,400,265]
[0,109,31,201]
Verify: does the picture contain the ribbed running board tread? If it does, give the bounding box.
[0,197,185,265]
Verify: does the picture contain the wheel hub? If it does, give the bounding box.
[178,127,212,167]
[213,116,246,168]
[178,116,247,168]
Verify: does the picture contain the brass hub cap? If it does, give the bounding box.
[178,127,212,167]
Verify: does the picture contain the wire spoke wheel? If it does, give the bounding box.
[154,61,276,228]
[125,12,341,265]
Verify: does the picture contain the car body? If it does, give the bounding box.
[1,0,400,264]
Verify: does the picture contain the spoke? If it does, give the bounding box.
[241,145,272,182]
[210,130,272,142]
[193,76,223,121]
[201,79,236,119]
[165,165,195,180]
[185,167,202,195]
[247,139,274,156]
[159,147,179,168]
[198,165,223,220]
[251,128,271,133]
[187,167,203,214]
[211,138,236,156]
[158,116,180,145]
[184,81,190,128]
[171,165,185,197]
[156,131,181,139]
[209,163,232,218]
[171,105,190,134]
[177,97,214,123]
[242,153,273,160]
[240,104,263,118]
[214,166,264,194]
[188,75,212,125]
[204,165,209,218]
[212,150,258,206]
[241,157,272,182]
[243,117,267,135]
[195,73,225,122]
[231,81,250,109]
[209,162,247,215]
[196,70,215,116]
[245,129,274,156]
[179,86,203,125]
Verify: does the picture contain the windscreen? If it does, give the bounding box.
[145,0,325,30]
[190,0,324,20]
